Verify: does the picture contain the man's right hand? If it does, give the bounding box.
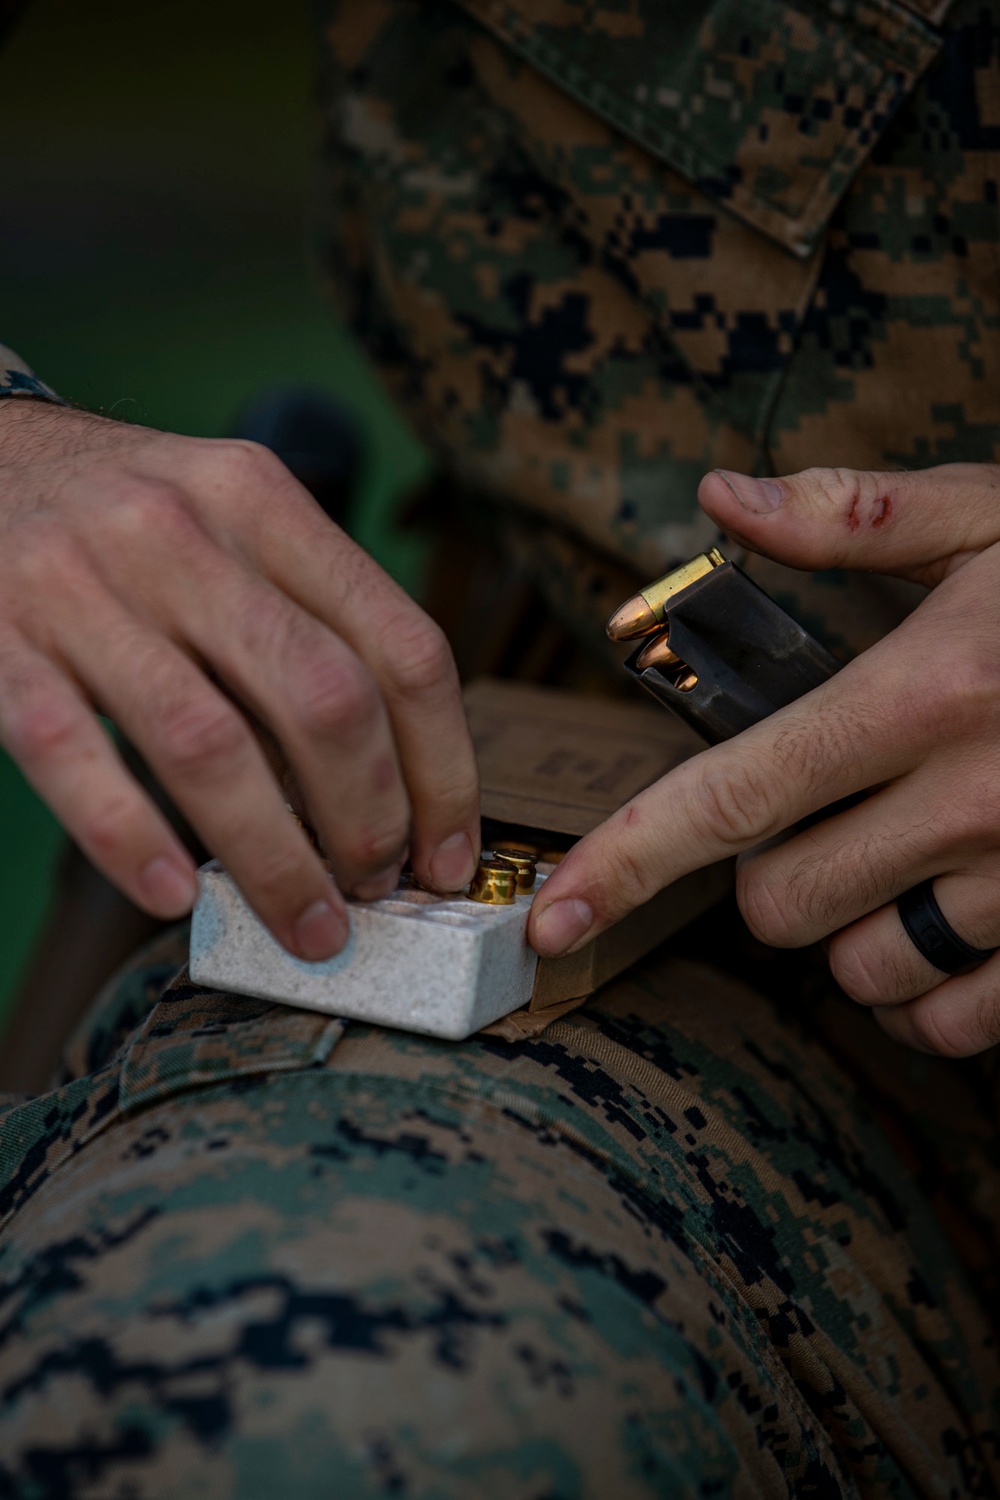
[0,401,480,960]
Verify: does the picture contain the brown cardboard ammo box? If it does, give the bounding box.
[463,679,733,1039]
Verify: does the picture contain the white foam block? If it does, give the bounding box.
[189,862,542,1041]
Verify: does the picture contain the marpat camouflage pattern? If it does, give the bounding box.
[3,926,1000,1495]
[317,0,998,656]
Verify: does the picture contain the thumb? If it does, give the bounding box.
[698,462,1000,583]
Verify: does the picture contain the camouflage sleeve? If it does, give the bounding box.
[0,342,63,405]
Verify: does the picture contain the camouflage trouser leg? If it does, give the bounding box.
[1,926,998,1499]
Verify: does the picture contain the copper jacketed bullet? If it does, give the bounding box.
[605,548,726,641]
[634,632,682,672]
[634,632,700,691]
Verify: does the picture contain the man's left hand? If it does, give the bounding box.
[528,461,1000,1057]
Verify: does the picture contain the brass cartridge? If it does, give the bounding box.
[491,847,538,894]
[606,548,725,641]
[467,857,519,905]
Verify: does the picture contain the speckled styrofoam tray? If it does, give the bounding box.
[189,862,543,1041]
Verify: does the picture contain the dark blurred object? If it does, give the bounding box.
[0,737,204,1094]
[0,842,164,1094]
[414,478,619,694]
[231,386,364,526]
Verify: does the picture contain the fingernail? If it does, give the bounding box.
[532,899,594,957]
[294,898,347,961]
[428,831,476,891]
[351,867,401,902]
[138,855,197,917]
[716,470,784,513]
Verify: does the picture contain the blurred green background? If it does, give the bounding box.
[0,0,428,1027]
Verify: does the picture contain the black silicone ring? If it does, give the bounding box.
[897,880,997,976]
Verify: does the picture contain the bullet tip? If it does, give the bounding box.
[606,596,659,641]
[635,632,681,672]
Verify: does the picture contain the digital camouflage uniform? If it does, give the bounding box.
[1,1,1000,1496]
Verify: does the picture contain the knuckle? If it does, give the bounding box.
[106,478,193,538]
[211,438,291,492]
[801,465,860,506]
[11,522,86,595]
[770,704,865,798]
[918,789,969,846]
[287,653,379,740]
[956,645,1000,709]
[600,816,657,914]
[157,699,248,779]
[827,930,889,1004]
[786,835,884,932]
[9,695,81,764]
[691,758,781,850]
[381,617,455,699]
[974,988,1000,1051]
[937,788,997,850]
[347,820,409,875]
[797,465,874,515]
[917,639,1000,744]
[921,652,988,732]
[905,1001,978,1059]
[79,793,143,862]
[736,861,798,946]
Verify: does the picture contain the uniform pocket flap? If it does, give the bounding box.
[119,973,345,1113]
[452,0,945,256]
